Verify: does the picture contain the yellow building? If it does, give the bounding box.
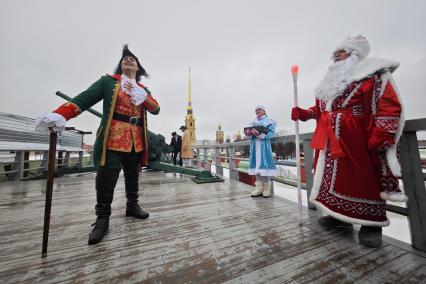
[216,124,224,144]
[185,68,196,145]
[236,130,242,141]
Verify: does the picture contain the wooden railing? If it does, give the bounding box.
[0,112,92,180]
[192,118,426,251]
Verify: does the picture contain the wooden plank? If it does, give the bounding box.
[400,132,426,251]
[1,171,426,283]
[222,236,378,284]
[386,204,409,216]
[354,250,426,283]
[403,118,426,132]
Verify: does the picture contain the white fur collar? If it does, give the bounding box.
[350,57,399,82]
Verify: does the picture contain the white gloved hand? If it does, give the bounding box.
[35,112,67,132]
[121,75,147,106]
[256,133,266,139]
[130,85,148,106]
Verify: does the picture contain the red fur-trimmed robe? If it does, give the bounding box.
[307,58,407,226]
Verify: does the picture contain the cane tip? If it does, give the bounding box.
[41,252,47,258]
[291,65,299,74]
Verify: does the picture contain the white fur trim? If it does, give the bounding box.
[309,150,326,202]
[312,199,390,227]
[334,35,370,61]
[248,168,276,176]
[385,75,405,177]
[350,57,399,83]
[249,138,276,176]
[255,139,261,170]
[380,191,408,202]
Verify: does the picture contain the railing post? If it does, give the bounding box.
[37,151,49,175]
[229,146,238,180]
[64,151,70,169]
[215,147,223,176]
[57,151,64,174]
[303,139,315,209]
[203,148,210,171]
[14,151,24,181]
[270,179,275,197]
[77,151,83,169]
[399,132,426,251]
[196,148,200,169]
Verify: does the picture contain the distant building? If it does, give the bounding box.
[234,130,242,142]
[216,124,224,144]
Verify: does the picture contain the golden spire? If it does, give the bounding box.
[187,68,192,111]
[184,67,196,144]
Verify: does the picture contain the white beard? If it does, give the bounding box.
[314,54,360,105]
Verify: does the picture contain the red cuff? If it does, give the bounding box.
[368,128,395,151]
[53,102,82,120]
[291,107,313,121]
[143,95,160,113]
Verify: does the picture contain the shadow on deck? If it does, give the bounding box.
[1,171,426,283]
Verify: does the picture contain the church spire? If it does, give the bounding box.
[187,68,192,113]
[185,67,196,145]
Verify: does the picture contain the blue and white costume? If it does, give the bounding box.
[246,105,277,198]
[248,115,276,177]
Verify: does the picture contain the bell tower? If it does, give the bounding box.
[185,68,196,145]
[216,124,224,144]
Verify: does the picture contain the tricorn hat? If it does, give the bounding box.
[114,44,148,82]
[179,126,187,130]
[171,131,177,136]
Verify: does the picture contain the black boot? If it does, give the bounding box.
[88,217,109,245]
[123,152,149,220]
[359,226,382,248]
[126,205,149,219]
[88,168,119,245]
[318,215,352,228]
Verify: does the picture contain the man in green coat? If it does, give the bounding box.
[36,45,160,245]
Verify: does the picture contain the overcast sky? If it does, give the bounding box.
[1,0,425,144]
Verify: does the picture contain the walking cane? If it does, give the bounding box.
[41,129,57,258]
[291,65,303,226]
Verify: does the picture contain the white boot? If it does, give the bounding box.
[251,182,264,197]
[262,181,271,198]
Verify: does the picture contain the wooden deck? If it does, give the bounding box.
[1,171,426,283]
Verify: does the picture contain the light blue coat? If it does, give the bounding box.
[248,115,276,176]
